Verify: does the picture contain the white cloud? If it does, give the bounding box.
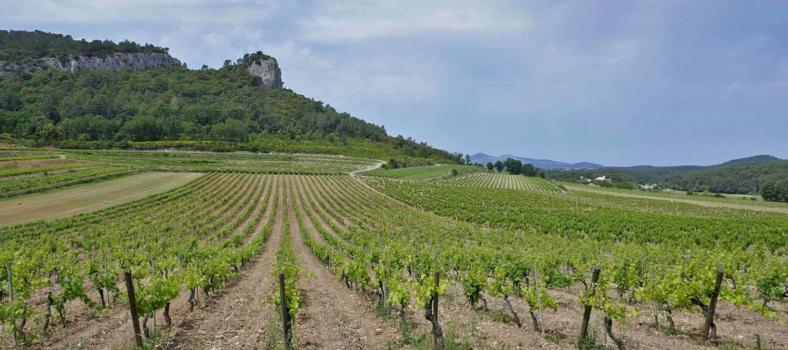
[298,0,529,43]
[1,0,280,25]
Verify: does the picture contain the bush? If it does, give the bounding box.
[760,179,788,202]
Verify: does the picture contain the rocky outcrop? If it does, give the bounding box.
[247,56,282,89]
[0,52,181,76]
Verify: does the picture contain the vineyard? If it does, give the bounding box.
[0,152,785,349]
[443,172,563,193]
[63,149,378,174]
[0,154,138,198]
[362,164,482,181]
[0,149,377,199]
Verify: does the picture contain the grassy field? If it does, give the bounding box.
[561,181,788,213]
[0,171,202,226]
[362,164,481,180]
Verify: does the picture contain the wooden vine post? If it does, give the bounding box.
[123,270,143,348]
[425,272,444,350]
[6,267,13,301]
[578,267,601,350]
[702,267,724,340]
[533,264,545,337]
[279,272,292,349]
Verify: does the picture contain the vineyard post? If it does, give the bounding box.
[431,271,444,350]
[6,266,13,301]
[702,267,724,340]
[578,267,601,350]
[279,272,292,349]
[123,271,143,348]
[533,264,545,337]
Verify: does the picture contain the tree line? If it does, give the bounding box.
[483,158,544,177]
[0,30,167,62]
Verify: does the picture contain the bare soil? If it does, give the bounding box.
[286,178,404,349]
[160,178,283,350]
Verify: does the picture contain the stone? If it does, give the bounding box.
[0,52,181,76]
[247,57,283,89]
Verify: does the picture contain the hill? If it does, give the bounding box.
[548,155,788,195]
[470,152,603,170]
[0,30,457,163]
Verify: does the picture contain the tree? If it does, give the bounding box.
[120,115,162,141]
[521,164,537,177]
[486,162,494,172]
[494,161,504,172]
[464,154,471,165]
[760,179,788,202]
[503,158,523,175]
[210,119,249,142]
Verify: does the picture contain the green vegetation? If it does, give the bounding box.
[0,173,277,347]
[560,182,788,212]
[0,172,202,227]
[363,164,482,181]
[0,148,378,198]
[761,178,788,202]
[443,173,562,193]
[0,31,456,163]
[1,29,785,350]
[364,177,787,251]
[494,157,542,177]
[0,30,167,62]
[0,152,784,348]
[548,155,788,196]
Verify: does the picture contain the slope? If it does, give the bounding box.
[0,30,457,163]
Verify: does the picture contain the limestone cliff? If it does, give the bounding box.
[246,56,283,89]
[0,52,181,76]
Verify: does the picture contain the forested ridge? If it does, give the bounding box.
[0,30,167,62]
[0,30,457,162]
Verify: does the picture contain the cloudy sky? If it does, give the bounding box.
[3,0,787,166]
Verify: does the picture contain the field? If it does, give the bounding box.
[444,172,563,193]
[0,149,377,198]
[362,164,482,181]
[0,172,202,227]
[64,149,378,174]
[562,182,788,213]
[0,150,785,350]
[0,154,138,198]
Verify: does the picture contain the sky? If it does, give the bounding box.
[2,0,787,166]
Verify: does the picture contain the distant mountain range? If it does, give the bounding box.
[547,155,787,195]
[470,153,603,170]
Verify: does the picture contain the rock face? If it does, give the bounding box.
[0,52,181,76]
[247,57,283,89]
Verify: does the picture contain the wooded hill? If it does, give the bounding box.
[547,155,788,195]
[0,30,458,163]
